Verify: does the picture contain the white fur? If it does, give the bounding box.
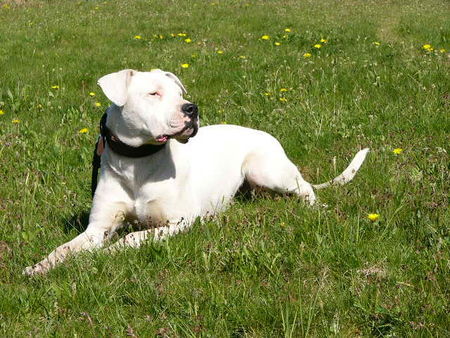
[24,69,368,275]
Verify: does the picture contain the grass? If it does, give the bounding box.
[0,0,449,336]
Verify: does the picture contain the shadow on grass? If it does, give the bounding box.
[63,210,90,234]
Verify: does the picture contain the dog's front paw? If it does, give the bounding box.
[23,263,50,276]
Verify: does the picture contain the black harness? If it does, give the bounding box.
[91,112,165,197]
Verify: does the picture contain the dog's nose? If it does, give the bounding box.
[182,103,199,118]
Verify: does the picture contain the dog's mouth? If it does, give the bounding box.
[155,121,198,144]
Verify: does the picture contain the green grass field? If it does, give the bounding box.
[1,0,449,336]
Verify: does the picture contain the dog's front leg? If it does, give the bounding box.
[24,179,131,276]
[106,217,194,252]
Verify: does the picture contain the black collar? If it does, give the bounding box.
[99,112,166,158]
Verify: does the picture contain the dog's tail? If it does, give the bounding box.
[312,148,369,190]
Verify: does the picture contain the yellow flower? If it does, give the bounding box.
[303,52,312,58]
[177,33,187,37]
[239,55,247,59]
[263,92,272,96]
[367,213,380,222]
[393,148,403,155]
[320,38,328,43]
[280,88,288,92]
[422,44,432,50]
[439,48,446,53]
[313,44,322,49]
[184,38,192,43]
[170,33,176,37]
[279,97,287,102]
[95,102,102,107]
[261,35,270,40]
[373,41,381,46]
[181,63,190,68]
[134,35,142,40]
[89,92,96,96]
[0,109,4,115]
[12,119,20,124]
[284,28,291,32]
[79,128,89,134]
[51,85,59,89]
[159,35,164,39]
[274,42,281,46]
[217,50,224,54]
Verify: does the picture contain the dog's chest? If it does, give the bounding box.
[133,197,167,226]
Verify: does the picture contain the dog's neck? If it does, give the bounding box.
[102,105,166,157]
[105,104,159,148]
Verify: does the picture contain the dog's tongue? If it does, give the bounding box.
[156,135,169,143]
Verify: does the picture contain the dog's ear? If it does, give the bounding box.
[165,72,187,95]
[97,69,135,106]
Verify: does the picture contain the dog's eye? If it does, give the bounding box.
[148,92,159,96]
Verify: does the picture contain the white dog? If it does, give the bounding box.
[24,69,368,275]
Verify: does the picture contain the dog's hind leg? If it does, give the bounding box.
[242,147,316,205]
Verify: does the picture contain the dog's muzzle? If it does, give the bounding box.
[181,103,199,139]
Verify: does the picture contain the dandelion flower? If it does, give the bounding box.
[320,38,328,43]
[373,41,381,46]
[439,48,446,53]
[12,119,20,124]
[367,213,380,222]
[279,97,287,102]
[170,33,176,37]
[239,55,247,59]
[177,33,187,37]
[51,85,59,89]
[280,88,288,92]
[0,109,4,115]
[422,44,432,50]
[95,102,102,107]
[184,38,192,43]
[263,92,272,96]
[313,44,322,49]
[217,50,224,54]
[134,35,142,40]
[284,28,291,32]
[89,92,96,96]
[261,35,270,40]
[181,63,190,68]
[274,42,281,46]
[79,128,89,134]
[303,52,312,58]
[393,148,403,155]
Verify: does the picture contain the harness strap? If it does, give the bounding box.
[90,112,166,197]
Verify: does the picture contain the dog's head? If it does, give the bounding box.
[98,69,199,145]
